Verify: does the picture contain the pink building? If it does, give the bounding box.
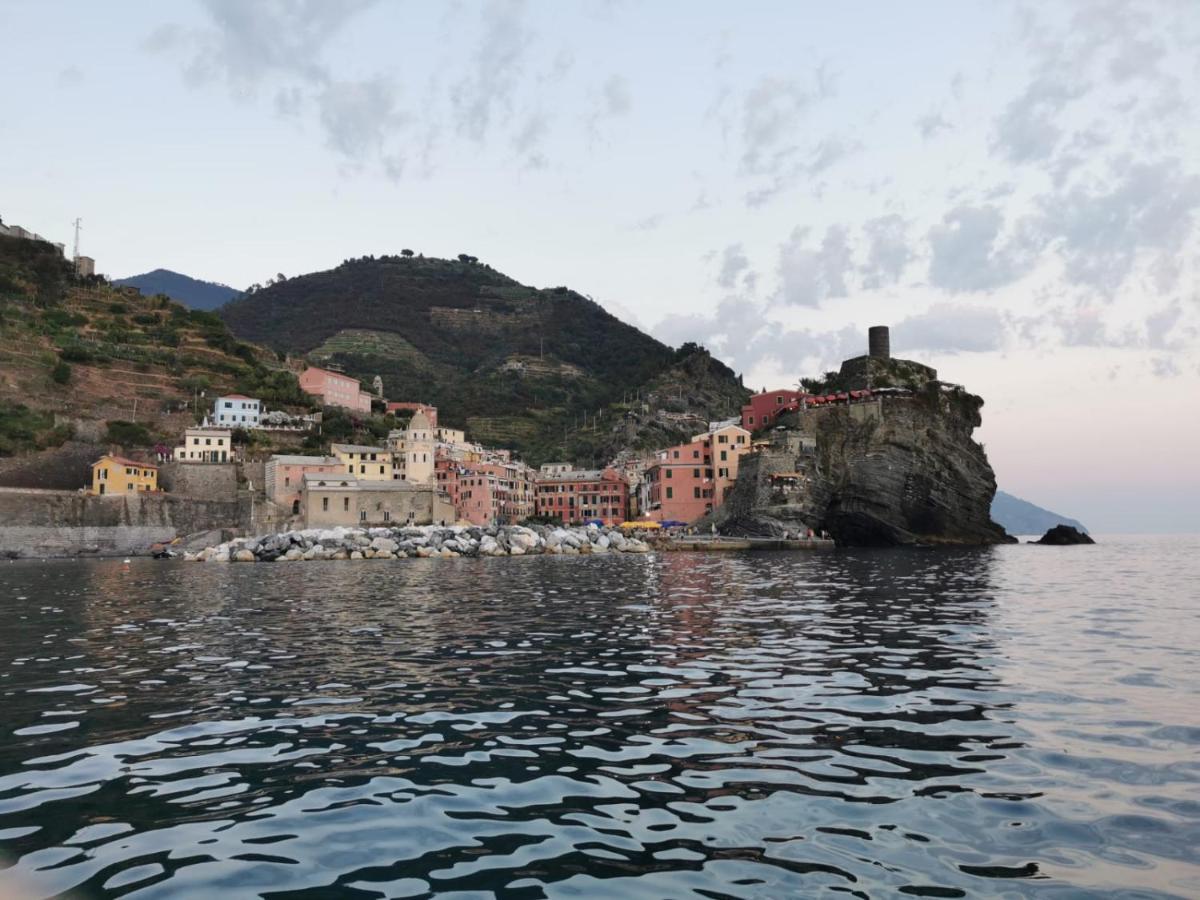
[644,439,713,523]
[534,468,630,525]
[265,454,345,514]
[437,458,536,525]
[387,401,438,427]
[299,366,373,414]
[741,389,809,432]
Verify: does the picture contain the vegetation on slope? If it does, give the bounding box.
[219,254,749,464]
[0,234,305,456]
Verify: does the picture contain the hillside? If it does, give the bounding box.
[220,254,749,463]
[0,234,304,460]
[114,268,242,310]
[991,490,1088,536]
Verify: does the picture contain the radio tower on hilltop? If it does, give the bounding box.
[71,217,82,272]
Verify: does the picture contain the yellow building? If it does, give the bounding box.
[331,443,394,481]
[91,455,159,495]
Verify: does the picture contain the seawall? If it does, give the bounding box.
[0,488,249,559]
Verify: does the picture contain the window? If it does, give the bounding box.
[383,511,390,521]
[749,416,755,425]
[205,438,211,446]
[666,487,674,499]
[285,476,290,487]
[692,450,699,459]
[343,497,350,511]
[720,450,727,461]
[719,435,728,444]
[127,483,134,491]
[693,487,701,498]
[322,497,329,511]
[666,469,673,479]
[359,510,367,521]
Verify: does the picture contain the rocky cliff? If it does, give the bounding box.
[715,382,1013,547]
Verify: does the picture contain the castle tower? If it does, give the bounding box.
[868,325,891,360]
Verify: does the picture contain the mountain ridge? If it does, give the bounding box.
[115,268,242,311]
[218,254,750,463]
[991,490,1088,536]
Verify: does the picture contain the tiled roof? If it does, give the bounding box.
[97,455,158,469]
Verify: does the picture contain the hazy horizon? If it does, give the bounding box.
[3,1,1197,534]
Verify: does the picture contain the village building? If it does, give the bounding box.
[174,425,233,463]
[301,472,454,528]
[212,394,262,428]
[534,467,630,525]
[91,455,158,495]
[331,443,394,481]
[433,426,465,444]
[385,408,435,484]
[265,454,344,514]
[642,423,751,524]
[741,389,807,432]
[438,459,536,525]
[300,366,373,414]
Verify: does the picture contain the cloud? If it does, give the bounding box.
[56,65,84,88]
[892,304,1007,353]
[990,75,1082,164]
[916,111,951,140]
[861,214,913,289]
[654,298,863,378]
[317,78,406,162]
[451,0,531,142]
[927,204,1036,292]
[777,225,852,307]
[1036,156,1200,294]
[1145,300,1184,350]
[600,74,631,117]
[716,244,749,289]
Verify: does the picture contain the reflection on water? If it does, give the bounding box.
[0,538,1198,898]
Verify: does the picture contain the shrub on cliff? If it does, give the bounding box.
[104,420,152,447]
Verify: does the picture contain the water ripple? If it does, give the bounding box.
[0,537,1198,898]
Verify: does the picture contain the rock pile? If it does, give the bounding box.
[182,523,652,562]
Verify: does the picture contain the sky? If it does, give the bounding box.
[2,0,1198,533]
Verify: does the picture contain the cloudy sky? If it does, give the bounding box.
[3,1,1198,532]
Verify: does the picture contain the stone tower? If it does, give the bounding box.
[868,325,891,360]
[402,409,435,485]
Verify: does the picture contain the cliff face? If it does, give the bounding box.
[716,384,1013,547]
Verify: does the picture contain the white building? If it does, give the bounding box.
[174,424,233,463]
[213,394,262,428]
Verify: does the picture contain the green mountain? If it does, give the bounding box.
[218,254,749,463]
[115,268,242,311]
[991,490,1088,536]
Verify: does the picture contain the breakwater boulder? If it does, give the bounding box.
[182,523,652,562]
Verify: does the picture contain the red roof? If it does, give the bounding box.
[97,455,158,469]
[222,393,252,400]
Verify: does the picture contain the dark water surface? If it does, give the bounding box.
[1,537,1198,898]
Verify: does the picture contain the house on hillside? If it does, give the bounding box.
[174,425,232,463]
[91,455,158,495]
[300,366,373,414]
[213,394,262,428]
[265,454,344,514]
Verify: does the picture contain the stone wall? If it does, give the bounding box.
[158,462,238,500]
[0,488,249,558]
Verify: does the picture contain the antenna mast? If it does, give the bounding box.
[71,217,82,270]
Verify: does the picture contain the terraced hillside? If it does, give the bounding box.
[0,234,305,457]
[220,254,750,463]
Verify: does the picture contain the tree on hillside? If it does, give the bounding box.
[401,248,414,257]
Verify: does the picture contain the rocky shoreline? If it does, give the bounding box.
[183,523,652,562]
